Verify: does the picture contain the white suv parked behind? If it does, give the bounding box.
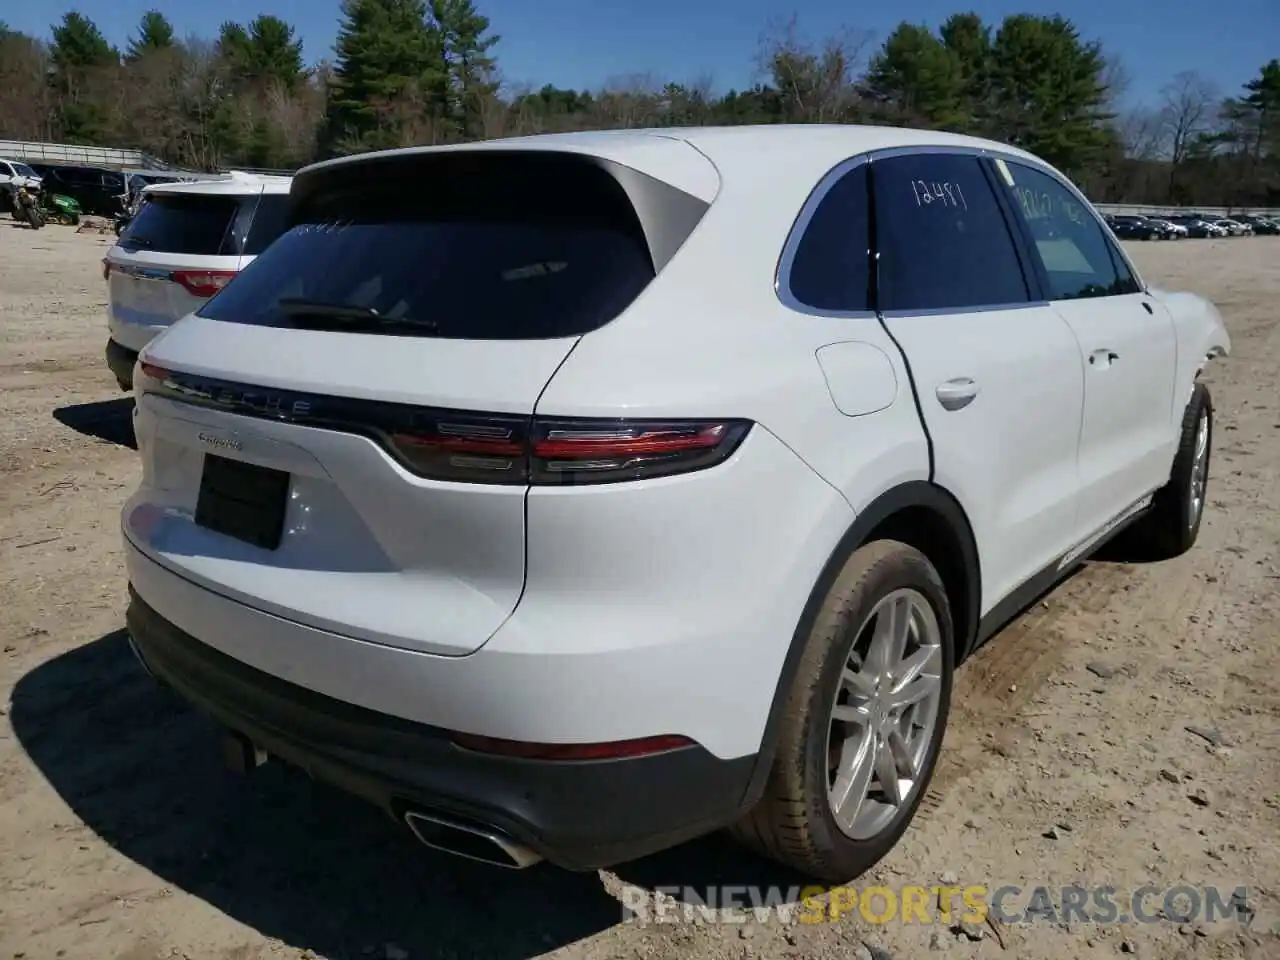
[122,125,1229,881]
[104,171,291,390]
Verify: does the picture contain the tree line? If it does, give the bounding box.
[1,1,1276,206]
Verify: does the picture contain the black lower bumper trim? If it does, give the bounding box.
[106,338,137,389]
[125,586,756,870]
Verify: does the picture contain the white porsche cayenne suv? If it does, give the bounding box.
[121,125,1229,881]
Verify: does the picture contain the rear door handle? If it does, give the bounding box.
[935,377,979,410]
[1089,349,1120,368]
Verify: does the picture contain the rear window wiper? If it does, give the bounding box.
[276,297,439,334]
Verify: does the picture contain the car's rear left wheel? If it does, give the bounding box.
[730,540,954,882]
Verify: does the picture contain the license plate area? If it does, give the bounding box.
[194,454,290,550]
[124,273,172,315]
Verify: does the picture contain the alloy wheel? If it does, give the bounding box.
[826,588,944,841]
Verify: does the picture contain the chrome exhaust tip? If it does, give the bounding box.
[403,810,542,869]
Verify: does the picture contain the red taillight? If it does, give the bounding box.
[530,420,742,483]
[172,269,237,298]
[384,416,751,485]
[451,732,695,761]
[138,361,170,382]
[386,415,532,484]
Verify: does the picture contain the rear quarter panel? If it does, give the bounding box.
[1149,287,1231,419]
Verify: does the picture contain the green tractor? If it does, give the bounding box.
[40,192,82,226]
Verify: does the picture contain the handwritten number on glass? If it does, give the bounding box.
[911,179,968,210]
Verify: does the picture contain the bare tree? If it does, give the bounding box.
[1160,70,1219,165]
[1100,55,1131,112]
[1118,106,1165,160]
[756,15,872,123]
[0,32,57,141]
[263,78,324,163]
[592,73,663,128]
[1155,71,1220,201]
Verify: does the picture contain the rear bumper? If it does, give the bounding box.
[106,338,138,389]
[125,585,756,871]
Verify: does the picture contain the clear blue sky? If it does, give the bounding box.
[5,0,1276,107]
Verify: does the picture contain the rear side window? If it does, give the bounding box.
[786,163,871,312]
[198,155,666,340]
[243,193,289,255]
[998,161,1138,300]
[117,193,260,256]
[873,153,1030,312]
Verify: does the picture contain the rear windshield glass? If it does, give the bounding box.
[197,156,658,339]
[117,193,258,256]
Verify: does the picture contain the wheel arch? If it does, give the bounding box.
[740,480,980,808]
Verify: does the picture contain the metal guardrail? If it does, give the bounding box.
[1,140,297,179]
[0,139,179,171]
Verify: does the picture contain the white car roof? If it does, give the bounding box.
[142,170,292,198]
[295,124,1053,204]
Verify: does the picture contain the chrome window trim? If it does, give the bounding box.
[774,141,1149,318]
[879,301,1051,319]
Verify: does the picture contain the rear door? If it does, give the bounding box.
[128,146,716,656]
[871,149,1086,610]
[994,158,1178,542]
[108,188,261,349]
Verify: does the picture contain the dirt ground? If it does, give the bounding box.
[0,220,1277,960]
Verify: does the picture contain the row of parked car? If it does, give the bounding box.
[1104,211,1280,240]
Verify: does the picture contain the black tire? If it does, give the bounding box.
[730,540,954,882]
[1130,380,1213,559]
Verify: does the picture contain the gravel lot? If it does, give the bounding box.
[0,223,1277,960]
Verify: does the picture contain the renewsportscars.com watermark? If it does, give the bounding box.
[621,883,1261,928]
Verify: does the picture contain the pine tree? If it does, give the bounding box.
[321,0,445,154]
[219,16,305,91]
[864,23,966,130]
[50,12,115,71]
[986,14,1113,176]
[49,12,117,143]
[125,11,175,62]
[428,0,499,137]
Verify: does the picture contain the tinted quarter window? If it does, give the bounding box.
[998,161,1134,300]
[873,153,1029,312]
[787,163,871,312]
[116,193,241,256]
[242,193,290,255]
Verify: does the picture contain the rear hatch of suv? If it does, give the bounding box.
[107,186,289,351]
[128,142,719,656]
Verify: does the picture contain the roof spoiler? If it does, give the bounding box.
[286,149,711,273]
